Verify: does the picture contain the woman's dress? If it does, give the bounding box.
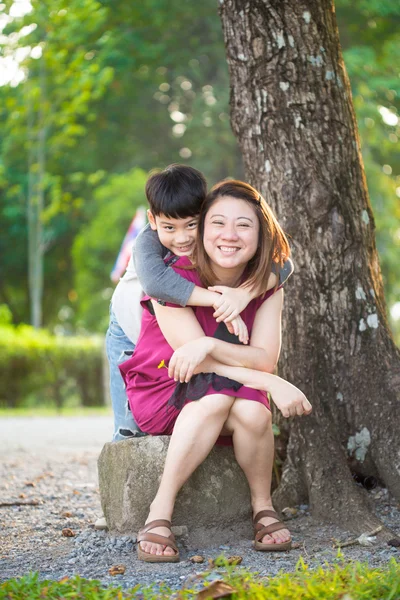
[119,255,277,437]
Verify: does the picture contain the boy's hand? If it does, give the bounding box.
[209,286,253,323]
[168,337,214,383]
[225,316,249,345]
[267,376,312,418]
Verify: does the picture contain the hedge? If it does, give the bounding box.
[0,324,104,409]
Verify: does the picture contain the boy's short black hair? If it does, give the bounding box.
[145,164,207,218]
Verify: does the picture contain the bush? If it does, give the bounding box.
[0,324,104,409]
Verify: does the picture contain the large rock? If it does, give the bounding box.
[98,436,253,546]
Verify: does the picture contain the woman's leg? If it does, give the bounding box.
[223,399,290,544]
[140,393,235,556]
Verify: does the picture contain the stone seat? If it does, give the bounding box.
[98,436,252,546]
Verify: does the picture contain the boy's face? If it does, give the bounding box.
[147,210,199,257]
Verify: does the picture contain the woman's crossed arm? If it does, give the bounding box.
[151,291,311,418]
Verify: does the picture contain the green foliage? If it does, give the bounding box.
[0,0,399,336]
[0,323,103,408]
[0,304,12,325]
[0,559,399,599]
[71,168,147,332]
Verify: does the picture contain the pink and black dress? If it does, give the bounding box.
[119,255,277,439]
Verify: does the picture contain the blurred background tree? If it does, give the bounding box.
[0,0,398,340]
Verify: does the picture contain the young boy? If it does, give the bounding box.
[107,164,293,442]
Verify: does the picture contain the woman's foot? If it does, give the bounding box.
[137,508,179,560]
[252,504,291,547]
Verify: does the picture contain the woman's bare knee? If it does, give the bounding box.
[227,400,272,434]
[182,394,234,421]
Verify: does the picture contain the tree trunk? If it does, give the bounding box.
[219,0,400,536]
[27,60,46,329]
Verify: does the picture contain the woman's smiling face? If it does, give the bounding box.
[203,196,259,271]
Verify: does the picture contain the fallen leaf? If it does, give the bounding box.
[109,564,126,576]
[19,493,26,499]
[62,511,73,518]
[59,576,69,583]
[281,507,298,519]
[25,482,36,487]
[189,555,205,563]
[196,580,236,600]
[292,542,301,550]
[73,490,80,495]
[62,528,75,537]
[208,556,242,568]
[226,556,242,566]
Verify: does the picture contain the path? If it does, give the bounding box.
[0,415,398,589]
[0,415,113,455]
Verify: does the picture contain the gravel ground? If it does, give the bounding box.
[0,416,399,592]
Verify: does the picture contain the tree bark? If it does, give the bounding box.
[27,59,46,329]
[219,0,400,536]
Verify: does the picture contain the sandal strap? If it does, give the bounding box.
[253,509,279,525]
[255,522,287,542]
[137,531,178,553]
[139,519,173,534]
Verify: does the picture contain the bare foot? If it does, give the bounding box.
[139,514,177,557]
[253,506,291,545]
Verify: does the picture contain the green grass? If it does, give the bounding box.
[1,558,399,599]
[0,406,112,418]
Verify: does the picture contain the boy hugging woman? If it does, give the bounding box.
[104,164,311,562]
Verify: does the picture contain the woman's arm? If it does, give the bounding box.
[152,298,311,417]
[169,289,283,380]
[196,356,311,418]
[206,287,283,372]
[155,289,283,381]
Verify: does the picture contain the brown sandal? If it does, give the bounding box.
[137,519,180,563]
[253,510,292,552]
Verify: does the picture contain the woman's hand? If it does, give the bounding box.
[168,337,215,383]
[225,315,249,344]
[267,376,312,418]
[209,286,253,323]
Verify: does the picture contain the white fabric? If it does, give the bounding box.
[111,256,144,344]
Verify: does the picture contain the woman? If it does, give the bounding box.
[120,180,312,562]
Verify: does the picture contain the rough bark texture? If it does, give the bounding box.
[219,0,400,536]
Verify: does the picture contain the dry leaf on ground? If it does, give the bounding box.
[208,556,243,567]
[291,542,301,549]
[61,511,73,517]
[61,528,75,537]
[109,564,126,576]
[196,580,236,600]
[24,482,36,487]
[226,556,242,565]
[189,555,205,563]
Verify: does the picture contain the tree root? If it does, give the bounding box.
[274,416,398,541]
